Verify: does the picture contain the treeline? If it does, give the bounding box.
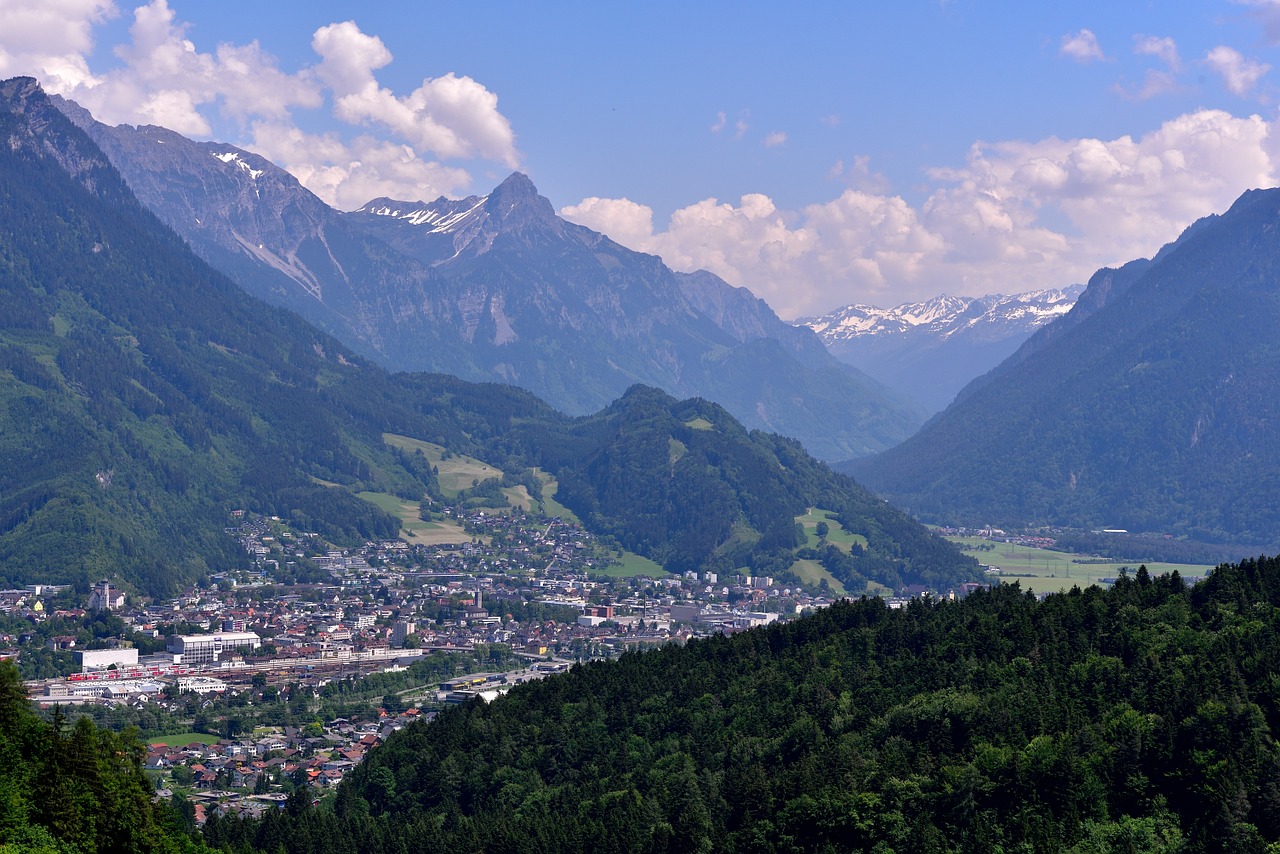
[1053,529,1259,568]
[0,660,208,854]
[209,556,1280,852]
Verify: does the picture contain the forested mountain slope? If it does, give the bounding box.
[0,78,973,597]
[852,187,1280,549]
[210,556,1280,852]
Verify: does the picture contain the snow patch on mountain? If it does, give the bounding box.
[211,150,263,181]
[360,195,488,234]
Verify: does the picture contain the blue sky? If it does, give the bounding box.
[5,1,1280,316]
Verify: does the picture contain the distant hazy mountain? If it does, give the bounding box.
[798,287,1084,413]
[55,99,922,460]
[850,188,1280,550]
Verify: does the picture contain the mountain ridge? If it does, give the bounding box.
[0,77,973,596]
[851,185,1280,549]
[798,286,1084,413]
[53,97,922,461]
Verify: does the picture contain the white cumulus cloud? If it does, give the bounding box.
[311,21,518,166]
[564,110,1279,317]
[1060,29,1106,63]
[0,1,519,209]
[1205,45,1271,96]
[0,0,115,91]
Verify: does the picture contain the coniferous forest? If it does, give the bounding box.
[0,660,208,854]
[187,557,1280,854]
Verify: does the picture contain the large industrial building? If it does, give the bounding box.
[166,631,260,664]
[75,647,139,671]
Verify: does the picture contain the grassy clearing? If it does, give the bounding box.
[356,490,474,544]
[382,433,503,497]
[502,485,536,512]
[796,508,868,553]
[788,558,848,596]
[945,536,1214,595]
[712,521,762,558]
[684,417,714,431]
[866,580,894,597]
[532,468,580,523]
[146,732,219,748]
[596,550,668,578]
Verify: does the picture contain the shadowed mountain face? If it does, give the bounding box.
[54,99,923,460]
[850,188,1280,549]
[798,287,1084,414]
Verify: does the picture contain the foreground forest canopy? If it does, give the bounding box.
[196,556,1280,853]
[0,661,206,854]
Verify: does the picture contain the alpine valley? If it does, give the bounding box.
[851,191,1280,553]
[797,287,1084,414]
[52,97,922,463]
[10,49,1280,854]
[0,77,974,598]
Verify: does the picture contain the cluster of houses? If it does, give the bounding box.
[147,711,427,822]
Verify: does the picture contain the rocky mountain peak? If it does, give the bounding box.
[484,171,556,227]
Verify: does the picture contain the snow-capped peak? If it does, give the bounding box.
[799,286,1085,344]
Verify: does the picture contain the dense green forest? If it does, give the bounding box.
[0,78,975,598]
[0,660,208,854]
[203,556,1280,853]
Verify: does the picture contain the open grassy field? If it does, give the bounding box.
[356,490,474,544]
[502,485,536,512]
[146,732,219,748]
[788,558,848,596]
[796,508,868,553]
[595,550,669,578]
[946,536,1214,595]
[382,433,503,497]
[532,468,579,523]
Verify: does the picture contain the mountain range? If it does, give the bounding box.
[53,98,921,462]
[0,77,974,597]
[797,287,1084,413]
[851,189,1280,551]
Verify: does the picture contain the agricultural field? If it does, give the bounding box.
[596,550,668,578]
[356,491,474,545]
[382,433,503,497]
[795,508,868,553]
[945,536,1214,595]
[788,558,848,596]
[145,732,219,748]
[532,468,579,523]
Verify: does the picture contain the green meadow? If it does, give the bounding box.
[946,536,1213,595]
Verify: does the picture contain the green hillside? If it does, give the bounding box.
[0,660,209,854]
